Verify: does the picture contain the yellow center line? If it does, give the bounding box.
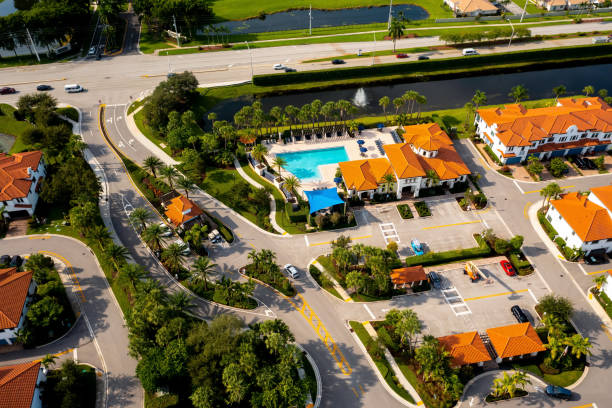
[34,348,73,363]
[422,220,481,230]
[523,201,531,219]
[570,404,594,408]
[358,384,365,395]
[475,207,491,214]
[28,236,50,240]
[524,185,575,194]
[39,250,86,303]
[464,289,528,302]
[309,234,372,247]
[587,269,610,275]
[602,324,612,343]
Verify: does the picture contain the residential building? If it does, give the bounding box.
[476,97,612,164]
[437,331,491,367]
[164,195,204,231]
[567,0,591,8]
[340,123,470,200]
[0,267,36,345]
[486,322,545,363]
[0,151,46,218]
[444,0,499,16]
[390,266,428,289]
[545,185,612,255]
[0,361,46,408]
[537,0,569,10]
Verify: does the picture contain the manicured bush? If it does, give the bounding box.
[483,145,502,165]
[284,202,308,223]
[538,211,558,241]
[405,234,491,267]
[397,204,413,219]
[414,201,431,217]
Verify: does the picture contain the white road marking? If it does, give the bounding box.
[73,348,78,362]
[363,304,376,320]
[441,287,472,316]
[304,235,310,247]
[379,222,400,244]
[527,288,538,304]
[116,116,122,120]
[513,179,525,194]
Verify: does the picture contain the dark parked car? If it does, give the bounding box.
[574,157,587,169]
[0,255,10,266]
[331,59,345,65]
[9,255,23,267]
[584,253,606,265]
[428,271,441,289]
[284,67,296,72]
[511,305,529,323]
[36,84,52,91]
[0,87,16,95]
[417,55,430,60]
[583,157,596,170]
[545,385,572,400]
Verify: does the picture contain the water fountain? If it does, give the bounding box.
[353,88,368,108]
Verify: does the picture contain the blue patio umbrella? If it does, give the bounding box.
[333,177,343,184]
[377,123,384,129]
[360,146,367,153]
[357,139,365,145]
[358,124,365,131]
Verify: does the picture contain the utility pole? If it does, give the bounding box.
[387,0,393,30]
[372,33,376,66]
[25,27,40,62]
[245,41,254,80]
[309,4,312,36]
[173,15,181,47]
[167,51,171,73]
[507,17,515,48]
[520,0,529,23]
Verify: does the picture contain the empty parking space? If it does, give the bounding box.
[379,222,400,245]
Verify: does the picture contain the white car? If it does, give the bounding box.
[273,64,286,70]
[159,222,173,237]
[283,264,299,279]
[88,47,96,55]
[174,239,191,255]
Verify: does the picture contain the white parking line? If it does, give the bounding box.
[441,287,472,316]
[363,304,376,320]
[379,222,400,244]
[304,235,310,247]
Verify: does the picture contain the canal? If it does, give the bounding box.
[208,63,612,122]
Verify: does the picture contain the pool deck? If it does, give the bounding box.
[266,127,398,191]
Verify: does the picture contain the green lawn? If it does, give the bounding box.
[132,109,172,155]
[512,361,583,387]
[0,104,35,153]
[309,265,343,299]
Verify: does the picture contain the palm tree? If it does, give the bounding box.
[565,334,592,359]
[415,93,427,119]
[177,176,196,199]
[393,97,404,116]
[162,243,187,274]
[190,256,217,291]
[121,263,146,291]
[594,274,607,289]
[379,96,390,123]
[160,165,179,189]
[272,156,287,178]
[142,223,166,251]
[509,85,529,103]
[540,182,563,209]
[511,371,531,397]
[167,291,193,314]
[472,89,487,110]
[105,242,130,274]
[143,155,163,178]
[251,144,268,163]
[248,250,262,272]
[283,175,301,197]
[207,112,217,128]
[583,85,595,97]
[425,169,440,187]
[388,17,404,53]
[129,207,151,231]
[546,334,566,361]
[553,85,567,101]
[381,173,396,195]
[40,353,57,370]
[542,314,564,339]
[403,90,418,116]
[88,225,111,249]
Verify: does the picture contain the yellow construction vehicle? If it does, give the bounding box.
[464,261,482,282]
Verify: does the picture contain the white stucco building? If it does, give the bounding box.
[476,97,612,165]
[602,271,612,299]
[0,151,46,218]
[444,0,498,16]
[0,267,36,346]
[339,123,470,200]
[545,185,612,255]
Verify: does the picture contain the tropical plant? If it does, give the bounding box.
[88,225,111,249]
[167,291,193,314]
[386,309,422,353]
[162,243,187,274]
[425,169,440,187]
[141,223,166,251]
[381,173,396,195]
[594,274,607,289]
[183,224,208,251]
[271,156,287,178]
[379,96,390,123]
[388,17,405,53]
[121,263,147,292]
[105,242,130,274]
[583,85,595,97]
[509,85,529,103]
[143,155,163,177]
[40,353,58,369]
[190,256,217,291]
[345,271,366,294]
[539,182,563,209]
[565,334,592,359]
[472,89,487,109]
[283,175,301,197]
[177,176,196,199]
[251,144,268,163]
[546,333,566,361]
[414,335,450,382]
[553,85,567,100]
[160,165,179,189]
[129,207,152,231]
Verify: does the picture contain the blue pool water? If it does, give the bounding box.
[277,146,349,182]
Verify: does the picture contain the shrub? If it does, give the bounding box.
[483,145,502,165]
[397,204,413,219]
[414,201,431,217]
[494,238,511,255]
[538,294,574,321]
[285,202,307,223]
[330,211,344,227]
[405,234,491,267]
[549,157,569,177]
[594,155,605,171]
[315,214,330,229]
[473,193,487,208]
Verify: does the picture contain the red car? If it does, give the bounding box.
[395,53,409,59]
[0,87,16,95]
[500,260,516,276]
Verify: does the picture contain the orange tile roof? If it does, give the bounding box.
[486,323,545,359]
[0,361,41,408]
[453,0,498,13]
[164,196,204,227]
[0,151,43,201]
[0,268,33,330]
[402,123,448,152]
[390,266,427,285]
[437,331,491,366]
[589,185,612,212]
[550,192,612,242]
[339,158,394,192]
[383,143,426,179]
[477,97,612,147]
[483,132,493,144]
[239,135,257,144]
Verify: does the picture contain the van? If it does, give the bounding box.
[462,48,478,56]
[592,37,609,44]
[64,84,83,93]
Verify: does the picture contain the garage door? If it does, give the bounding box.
[505,156,522,164]
[550,149,566,158]
[594,144,608,152]
[566,148,583,156]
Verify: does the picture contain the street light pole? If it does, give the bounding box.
[372,33,376,66]
[309,4,312,36]
[507,17,515,48]
[388,0,393,30]
[520,0,529,23]
[245,41,254,80]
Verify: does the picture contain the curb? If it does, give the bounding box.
[34,315,83,350]
[295,343,323,408]
[456,369,546,407]
[306,258,346,304]
[237,267,295,300]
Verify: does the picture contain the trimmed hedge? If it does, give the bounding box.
[414,201,431,217]
[483,144,502,166]
[253,44,612,87]
[405,234,491,267]
[397,204,413,219]
[285,202,308,223]
[538,211,558,240]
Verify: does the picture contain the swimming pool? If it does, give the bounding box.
[276,147,349,182]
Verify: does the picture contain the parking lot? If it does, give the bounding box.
[371,259,549,338]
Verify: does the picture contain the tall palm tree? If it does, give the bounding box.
[583,85,595,97]
[162,243,187,274]
[379,96,390,123]
[565,334,592,359]
[552,85,566,101]
[272,156,287,178]
[425,169,440,187]
[160,165,179,189]
[142,223,166,252]
[129,207,152,231]
[248,250,262,272]
[251,144,268,163]
[546,334,566,361]
[540,182,562,209]
[283,175,301,197]
[393,97,404,116]
[177,176,196,199]
[510,371,531,397]
[594,274,607,289]
[105,242,130,274]
[381,173,396,195]
[388,17,404,53]
[415,93,427,119]
[121,263,146,291]
[190,256,218,291]
[471,89,487,110]
[40,353,57,370]
[88,225,111,249]
[168,291,193,314]
[509,85,529,103]
[143,155,163,178]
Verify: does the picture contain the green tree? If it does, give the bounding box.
[162,243,187,274]
[190,256,217,291]
[345,270,366,294]
[594,274,607,289]
[177,176,196,199]
[190,385,215,408]
[509,85,529,103]
[472,89,487,110]
[143,155,163,178]
[121,263,147,292]
[272,156,287,177]
[105,242,130,274]
[553,85,567,100]
[414,335,450,382]
[527,156,544,177]
[183,224,207,251]
[426,169,440,187]
[565,334,592,359]
[142,71,199,131]
[583,85,595,97]
[494,238,512,255]
[538,293,573,321]
[379,96,390,123]
[40,353,58,369]
[540,182,563,208]
[283,175,301,197]
[142,223,166,252]
[549,157,568,178]
[388,17,405,53]
[331,247,353,276]
[251,143,268,163]
[160,165,179,189]
[387,309,421,353]
[88,225,111,250]
[382,173,396,195]
[129,207,152,231]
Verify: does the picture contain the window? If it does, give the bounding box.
[547,215,552,222]
[572,231,576,236]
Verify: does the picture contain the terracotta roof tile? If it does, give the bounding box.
[486,323,545,358]
[164,196,204,227]
[390,266,427,285]
[437,331,491,366]
[0,151,43,201]
[453,0,498,13]
[589,185,612,212]
[0,361,41,408]
[339,158,394,192]
[550,192,612,242]
[0,268,33,330]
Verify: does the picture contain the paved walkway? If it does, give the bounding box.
[311,259,353,302]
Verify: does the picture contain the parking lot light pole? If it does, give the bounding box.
[245,41,254,80]
[507,17,515,48]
